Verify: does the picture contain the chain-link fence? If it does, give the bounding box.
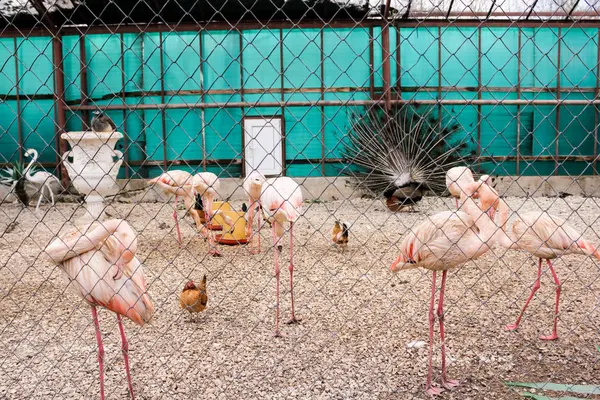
[1,0,600,399]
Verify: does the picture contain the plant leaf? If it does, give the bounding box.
[505,382,600,395]
[519,391,588,400]
[596,344,600,353]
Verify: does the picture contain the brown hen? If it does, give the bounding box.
[180,275,208,314]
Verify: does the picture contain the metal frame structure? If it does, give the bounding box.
[2,4,600,181]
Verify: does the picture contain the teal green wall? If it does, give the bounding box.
[1,27,598,178]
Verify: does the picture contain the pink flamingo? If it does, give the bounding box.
[148,170,203,246]
[260,176,303,336]
[492,191,600,340]
[243,172,265,254]
[45,219,154,400]
[390,181,501,396]
[446,167,498,219]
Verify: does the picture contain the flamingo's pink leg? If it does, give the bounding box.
[455,197,459,209]
[246,202,254,238]
[173,195,182,246]
[91,306,105,400]
[540,259,560,341]
[256,203,262,253]
[286,222,301,324]
[248,202,260,255]
[425,272,442,396]
[437,270,459,390]
[506,258,542,331]
[117,314,135,399]
[272,223,282,337]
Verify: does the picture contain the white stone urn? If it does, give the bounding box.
[61,131,124,221]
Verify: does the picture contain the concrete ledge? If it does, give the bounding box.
[4,176,598,205]
[494,176,600,197]
[111,177,359,203]
[112,176,600,202]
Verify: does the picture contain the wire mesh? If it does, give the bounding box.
[1,0,600,399]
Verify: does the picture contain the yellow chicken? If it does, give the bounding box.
[332,221,349,251]
[180,275,208,314]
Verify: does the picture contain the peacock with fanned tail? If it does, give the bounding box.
[341,105,476,211]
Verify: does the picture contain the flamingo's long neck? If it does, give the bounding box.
[460,191,500,248]
[493,198,520,250]
[24,149,38,179]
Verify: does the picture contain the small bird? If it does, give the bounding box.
[180,275,208,316]
[332,221,349,251]
[91,110,117,133]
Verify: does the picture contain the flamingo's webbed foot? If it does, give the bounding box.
[540,333,558,341]
[425,386,443,396]
[504,323,519,331]
[441,379,460,390]
[286,317,302,325]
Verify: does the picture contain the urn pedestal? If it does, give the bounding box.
[61,131,123,222]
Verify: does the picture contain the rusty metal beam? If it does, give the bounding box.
[555,27,562,175]
[383,0,392,20]
[67,98,600,111]
[5,84,600,103]
[4,155,595,170]
[159,31,167,170]
[369,27,374,100]
[525,0,539,20]
[120,33,129,179]
[320,29,325,176]
[52,36,68,187]
[6,16,600,38]
[280,28,287,177]
[79,34,89,131]
[477,27,482,173]
[382,24,391,109]
[13,38,23,164]
[486,0,497,20]
[516,28,522,175]
[566,0,581,20]
[27,0,55,29]
[445,0,455,20]
[595,28,600,175]
[401,0,412,20]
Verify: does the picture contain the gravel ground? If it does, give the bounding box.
[1,196,600,399]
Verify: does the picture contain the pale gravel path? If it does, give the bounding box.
[0,195,599,399]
